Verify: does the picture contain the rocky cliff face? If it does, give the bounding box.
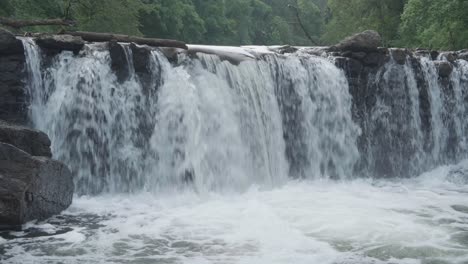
[0,29,74,230]
[0,29,27,124]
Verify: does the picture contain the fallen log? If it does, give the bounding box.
[0,17,76,29]
[61,31,188,50]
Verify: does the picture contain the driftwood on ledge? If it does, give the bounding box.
[61,31,188,50]
[0,17,76,29]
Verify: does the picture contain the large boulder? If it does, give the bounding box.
[35,34,84,54]
[0,143,73,230]
[0,121,52,157]
[333,30,382,52]
[0,28,24,55]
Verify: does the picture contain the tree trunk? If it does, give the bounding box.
[61,31,188,50]
[0,17,76,29]
[288,2,319,46]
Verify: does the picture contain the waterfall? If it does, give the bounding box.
[21,40,360,195]
[11,39,468,264]
[360,52,468,178]
[21,38,44,124]
[21,39,468,194]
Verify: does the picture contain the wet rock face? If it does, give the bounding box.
[35,34,84,54]
[0,142,73,230]
[0,29,26,125]
[109,40,130,83]
[390,48,408,65]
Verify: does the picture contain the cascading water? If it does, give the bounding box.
[22,41,360,194]
[358,51,468,178]
[1,40,468,264]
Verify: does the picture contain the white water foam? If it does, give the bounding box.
[2,163,468,264]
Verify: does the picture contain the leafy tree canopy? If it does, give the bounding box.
[1,0,466,49]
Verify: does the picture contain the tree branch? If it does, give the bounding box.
[60,31,188,49]
[288,2,319,46]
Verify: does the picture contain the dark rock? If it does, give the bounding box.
[130,43,155,91]
[414,49,439,60]
[35,34,84,54]
[0,28,24,55]
[333,30,382,52]
[363,52,386,67]
[434,61,453,77]
[390,48,408,65]
[108,41,130,83]
[130,43,151,74]
[351,52,367,60]
[439,52,457,63]
[334,57,363,78]
[0,37,27,124]
[276,45,298,54]
[0,143,73,229]
[0,121,52,157]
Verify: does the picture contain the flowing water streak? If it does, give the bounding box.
[362,53,468,177]
[27,43,157,194]
[420,56,448,162]
[21,38,45,123]
[448,59,468,156]
[366,54,425,177]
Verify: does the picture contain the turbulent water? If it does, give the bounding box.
[1,40,468,264]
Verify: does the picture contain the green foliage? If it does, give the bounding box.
[0,0,15,17]
[322,0,406,46]
[140,0,205,42]
[1,0,467,49]
[71,0,143,35]
[400,0,468,50]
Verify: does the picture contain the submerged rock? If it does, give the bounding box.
[333,30,382,52]
[0,143,73,230]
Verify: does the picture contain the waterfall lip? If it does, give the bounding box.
[186,45,257,64]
